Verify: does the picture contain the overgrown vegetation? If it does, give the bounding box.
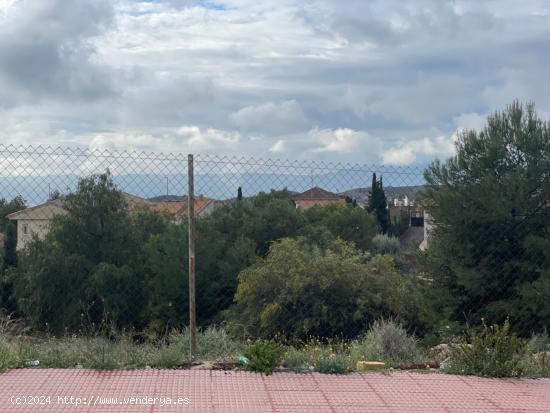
[443,319,550,378]
[0,101,549,378]
[445,319,525,377]
[0,326,243,371]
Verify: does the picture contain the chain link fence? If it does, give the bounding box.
[0,144,548,353]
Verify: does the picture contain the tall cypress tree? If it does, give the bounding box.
[368,173,390,233]
[237,186,243,201]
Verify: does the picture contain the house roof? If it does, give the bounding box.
[175,197,221,218]
[293,187,345,201]
[7,199,67,220]
[149,201,186,216]
[6,193,150,221]
[6,192,221,222]
[122,193,153,208]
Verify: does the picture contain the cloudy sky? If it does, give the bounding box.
[0,0,549,166]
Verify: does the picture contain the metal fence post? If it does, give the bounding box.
[187,154,197,359]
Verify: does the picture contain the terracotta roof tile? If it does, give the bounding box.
[293,187,345,201]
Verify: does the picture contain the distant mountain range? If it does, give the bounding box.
[148,195,186,202]
[1,171,425,206]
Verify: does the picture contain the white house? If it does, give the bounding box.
[7,199,67,251]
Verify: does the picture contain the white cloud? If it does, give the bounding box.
[382,146,416,166]
[230,100,309,135]
[309,127,367,153]
[453,112,487,131]
[269,139,286,153]
[382,134,457,165]
[176,126,240,151]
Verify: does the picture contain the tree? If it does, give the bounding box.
[368,173,390,233]
[227,237,403,339]
[422,101,550,335]
[0,196,26,232]
[48,189,62,201]
[10,173,165,332]
[301,204,377,250]
[0,196,25,314]
[237,186,243,201]
[2,222,17,269]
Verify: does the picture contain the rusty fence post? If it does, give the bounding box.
[187,154,197,359]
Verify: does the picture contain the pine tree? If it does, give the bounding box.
[423,101,550,334]
[237,186,243,201]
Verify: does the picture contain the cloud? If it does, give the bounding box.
[230,100,309,135]
[88,126,240,154]
[453,112,487,131]
[269,139,287,153]
[0,0,116,106]
[176,126,240,151]
[309,127,368,153]
[1,0,549,167]
[382,134,457,165]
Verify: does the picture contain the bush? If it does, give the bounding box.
[371,234,401,255]
[228,238,403,339]
[0,340,19,371]
[281,341,352,374]
[446,319,526,377]
[243,340,283,374]
[316,353,350,374]
[281,347,312,373]
[350,319,420,365]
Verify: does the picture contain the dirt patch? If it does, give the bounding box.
[212,361,240,371]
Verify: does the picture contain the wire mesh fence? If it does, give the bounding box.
[0,143,548,350]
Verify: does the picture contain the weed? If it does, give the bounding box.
[281,347,312,373]
[316,353,350,374]
[446,319,526,377]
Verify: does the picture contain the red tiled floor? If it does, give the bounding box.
[1,369,550,412]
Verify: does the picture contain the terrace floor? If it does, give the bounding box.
[1,368,549,412]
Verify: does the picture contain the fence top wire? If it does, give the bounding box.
[0,143,426,204]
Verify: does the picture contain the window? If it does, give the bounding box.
[22,223,28,235]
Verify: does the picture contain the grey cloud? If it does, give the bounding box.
[0,0,116,106]
[117,75,217,128]
[0,0,549,166]
[229,100,310,135]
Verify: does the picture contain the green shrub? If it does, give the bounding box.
[228,238,403,339]
[371,234,401,255]
[243,340,283,374]
[0,340,19,371]
[527,328,550,353]
[316,353,350,374]
[350,319,420,366]
[281,347,312,373]
[520,329,550,377]
[447,319,526,377]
